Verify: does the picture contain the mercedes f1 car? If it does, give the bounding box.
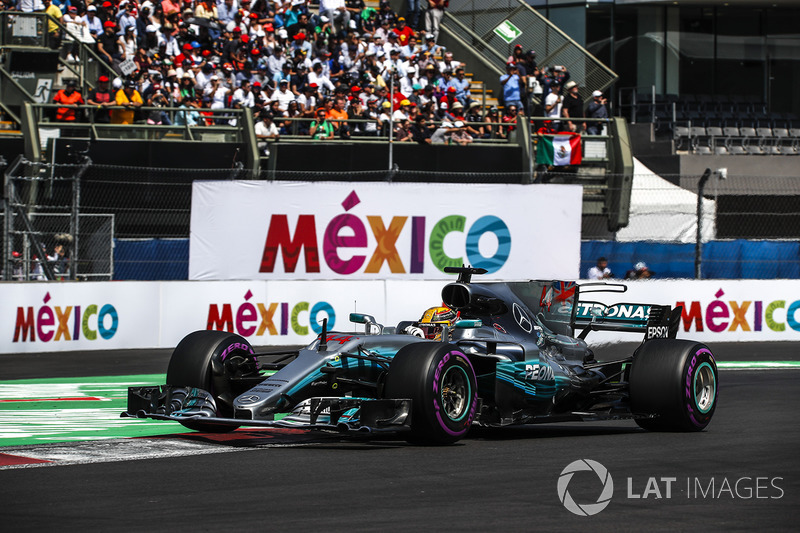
[124,267,718,444]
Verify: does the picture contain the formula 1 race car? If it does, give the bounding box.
[124,267,718,444]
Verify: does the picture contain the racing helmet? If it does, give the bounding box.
[418,306,458,340]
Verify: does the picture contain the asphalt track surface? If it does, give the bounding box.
[1,342,799,532]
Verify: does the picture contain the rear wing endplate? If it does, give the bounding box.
[574,301,683,341]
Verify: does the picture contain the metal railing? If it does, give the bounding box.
[445,0,618,103]
[0,11,117,119]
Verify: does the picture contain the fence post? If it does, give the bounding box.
[695,168,711,279]
[1,156,8,281]
[70,155,91,281]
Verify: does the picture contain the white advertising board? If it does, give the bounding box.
[189,181,583,281]
[158,281,387,347]
[581,279,800,344]
[3,280,800,354]
[0,282,160,354]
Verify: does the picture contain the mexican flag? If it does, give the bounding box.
[536,133,582,166]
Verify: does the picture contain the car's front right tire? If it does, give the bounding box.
[166,330,254,433]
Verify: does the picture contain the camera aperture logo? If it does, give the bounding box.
[557,459,614,516]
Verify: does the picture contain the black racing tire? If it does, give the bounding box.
[630,339,718,432]
[166,330,254,433]
[384,342,478,444]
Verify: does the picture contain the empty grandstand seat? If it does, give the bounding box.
[690,126,709,153]
[722,126,739,137]
[739,127,762,154]
[773,128,795,155]
[722,126,744,154]
[673,126,691,151]
[788,128,800,153]
[756,127,778,154]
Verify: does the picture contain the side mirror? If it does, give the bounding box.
[349,313,373,324]
[349,313,382,334]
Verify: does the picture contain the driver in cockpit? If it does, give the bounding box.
[404,306,459,341]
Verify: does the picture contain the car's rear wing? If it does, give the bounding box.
[573,300,682,341]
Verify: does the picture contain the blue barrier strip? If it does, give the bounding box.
[114,239,799,281]
[114,239,189,280]
[581,240,800,279]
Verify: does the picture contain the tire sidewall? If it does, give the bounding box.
[680,346,717,430]
[166,330,254,420]
[423,347,479,439]
[630,339,718,431]
[384,342,478,444]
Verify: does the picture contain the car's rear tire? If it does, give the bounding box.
[384,342,478,444]
[630,339,718,431]
[166,330,254,433]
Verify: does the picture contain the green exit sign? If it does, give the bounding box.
[494,20,523,44]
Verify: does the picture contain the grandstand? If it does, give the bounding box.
[0,0,798,281]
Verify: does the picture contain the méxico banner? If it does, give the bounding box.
[189,181,583,281]
[536,133,582,166]
[5,279,800,353]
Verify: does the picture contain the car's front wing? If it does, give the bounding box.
[122,386,412,434]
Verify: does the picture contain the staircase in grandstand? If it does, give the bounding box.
[0,11,117,129]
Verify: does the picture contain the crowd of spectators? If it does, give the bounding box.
[6,0,530,145]
[499,44,608,134]
[7,0,610,145]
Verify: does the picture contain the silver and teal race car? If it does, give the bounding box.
[124,267,718,444]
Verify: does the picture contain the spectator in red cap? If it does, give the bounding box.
[88,75,115,123]
[507,43,525,65]
[97,20,122,68]
[99,1,116,25]
[221,26,242,64]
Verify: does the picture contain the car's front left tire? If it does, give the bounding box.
[384,342,478,444]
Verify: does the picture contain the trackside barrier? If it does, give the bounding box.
[3,279,800,354]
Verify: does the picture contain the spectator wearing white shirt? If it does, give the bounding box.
[158,26,180,57]
[82,6,103,36]
[307,62,335,95]
[18,0,45,12]
[271,79,296,111]
[232,80,256,108]
[255,111,279,156]
[587,257,613,280]
[319,0,351,35]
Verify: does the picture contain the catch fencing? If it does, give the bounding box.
[2,159,799,281]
